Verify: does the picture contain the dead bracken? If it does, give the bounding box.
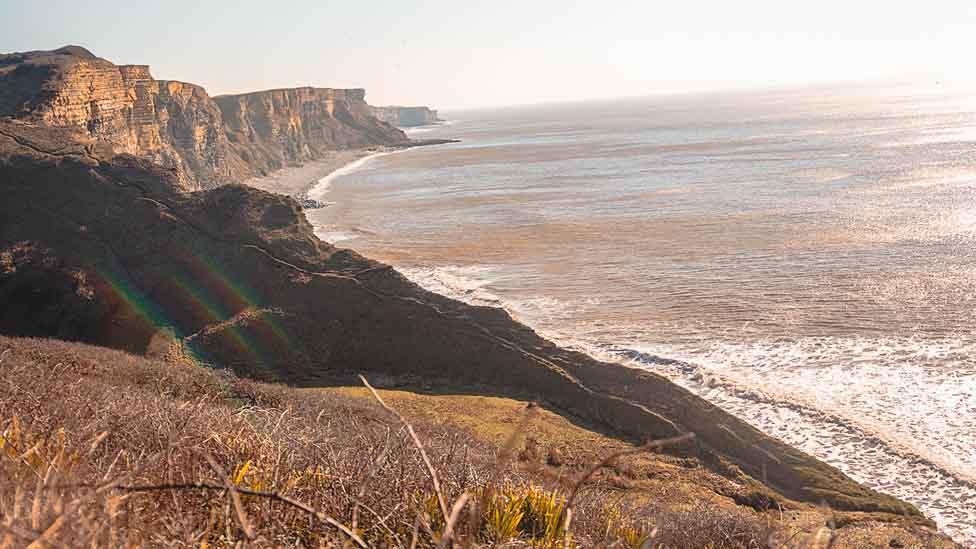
[0,336,956,548]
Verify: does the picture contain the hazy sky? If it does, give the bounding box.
[3,1,975,109]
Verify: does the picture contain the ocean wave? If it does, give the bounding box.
[398,264,504,308]
[395,263,976,544]
[308,151,398,200]
[877,125,976,148]
[298,143,976,542]
[403,120,457,135]
[403,126,437,134]
[620,343,976,542]
[616,339,976,542]
[315,230,358,243]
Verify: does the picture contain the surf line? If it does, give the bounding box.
[308,149,401,200]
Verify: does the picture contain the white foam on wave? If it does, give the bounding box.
[609,335,975,544]
[316,230,358,243]
[393,265,976,545]
[589,337,976,544]
[403,126,436,135]
[402,120,457,135]
[308,151,398,201]
[397,264,587,329]
[397,264,504,308]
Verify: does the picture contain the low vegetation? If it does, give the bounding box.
[0,336,955,547]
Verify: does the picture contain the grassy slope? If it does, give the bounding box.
[0,336,956,547]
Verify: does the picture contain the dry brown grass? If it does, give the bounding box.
[3,335,940,548]
[0,337,502,546]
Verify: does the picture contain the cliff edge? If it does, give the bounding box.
[370,105,441,127]
[215,87,407,176]
[0,46,407,188]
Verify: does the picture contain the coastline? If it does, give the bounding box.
[232,134,963,545]
[240,148,391,200]
[307,149,401,201]
[261,140,971,545]
[241,138,457,204]
[0,119,960,547]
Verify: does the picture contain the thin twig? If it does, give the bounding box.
[559,433,696,528]
[436,492,470,549]
[203,452,256,541]
[0,522,36,543]
[562,508,573,549]
[352,424,393,533]
[359,374,450,524]
[409,512,422,549]
[28,447,168,548]
[470,401,538,536]
[353,498,403,545]
[103,482,369,548]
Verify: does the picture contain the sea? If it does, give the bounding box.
[307,83,976,544]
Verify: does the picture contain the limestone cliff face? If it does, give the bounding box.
[149,79,250,185]
[0,46,406,188]
[370,105,440,127]
[0,47,136,150]
[0,47,241,188]
[215,88,408,176]
[120,67,250,187]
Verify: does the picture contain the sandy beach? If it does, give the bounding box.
[240,148,392,200]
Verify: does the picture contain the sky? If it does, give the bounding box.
[3,1,976,109]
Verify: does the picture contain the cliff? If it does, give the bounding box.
[370,105,440,126]
[0,46,243,188]
[215,87,408,176]
[0,46,407,188]
[0,119,940,536]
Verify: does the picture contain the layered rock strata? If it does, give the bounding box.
[370,105,440,126]
[0,46,407,188]
[215,87,407,176]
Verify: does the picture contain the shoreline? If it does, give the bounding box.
[307,149,401,201]
[238,136,964,544]
[257,142,972,544]
[241,138,458,205]
[240,148,392,201]
[395,261,976,544]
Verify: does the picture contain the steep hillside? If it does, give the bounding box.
[0,335,956,547]
[0,46,406,188]
[0,120,941,535]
